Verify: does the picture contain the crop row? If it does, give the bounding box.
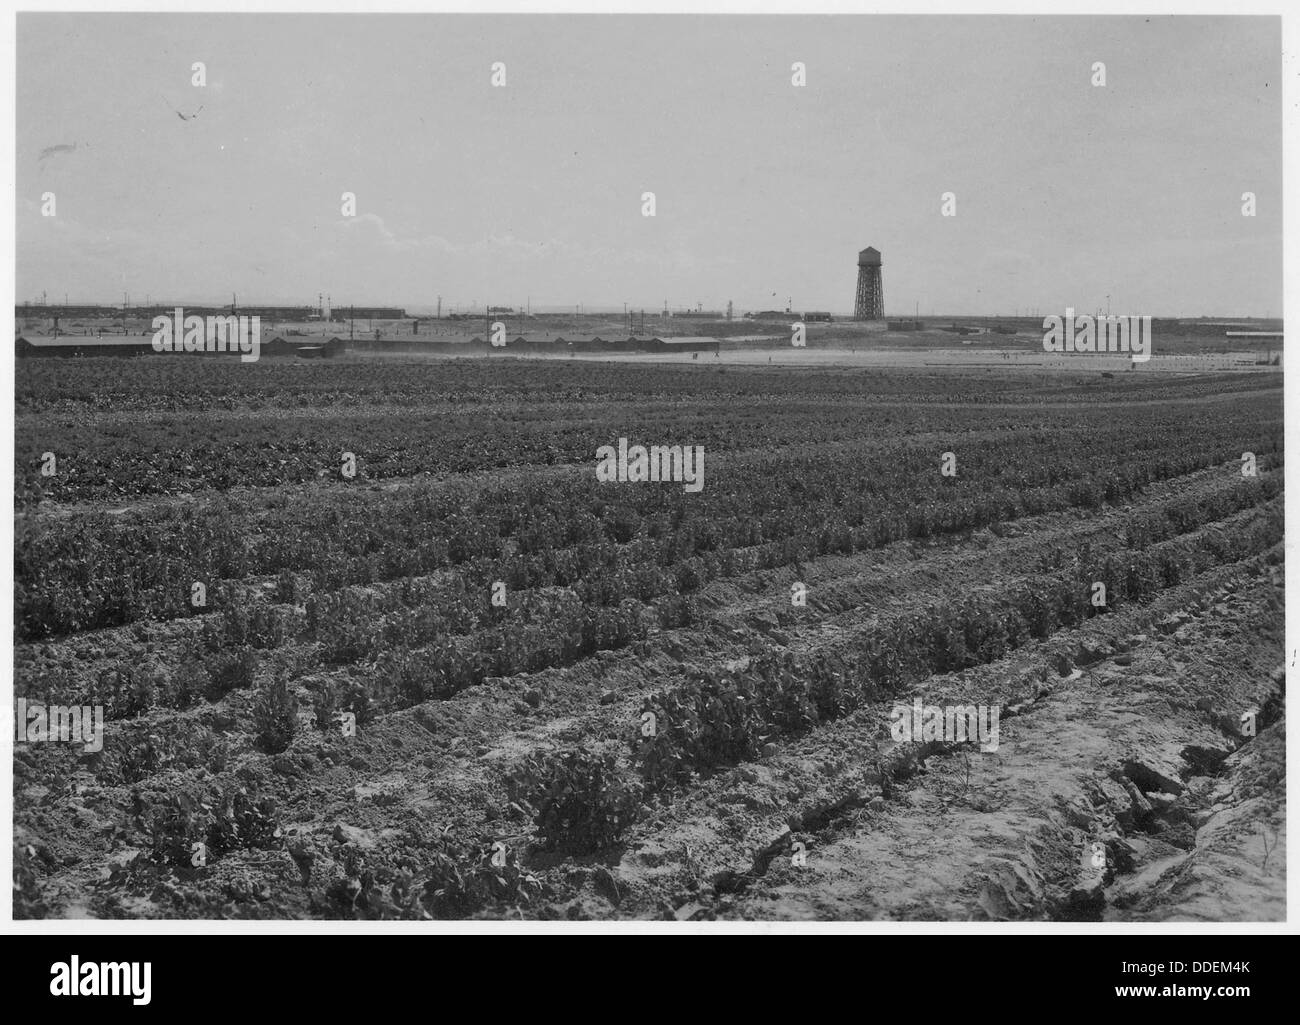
[20,357,1277,415]
[16,415,1281,640]
[20,519,1285,921]
[633,501,1283,792]
[19,391,1282,508]
[16,472,1282,724]
[520,502,1283,850]
[67,775,544,920]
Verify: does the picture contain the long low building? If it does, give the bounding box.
[331,307,408,321]
[17,304,121,319]
[17,335,157,357]
[552,336,719,353]
[17,334,347,358]
[16,304,409,322]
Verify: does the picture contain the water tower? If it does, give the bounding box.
[854,247,883,320]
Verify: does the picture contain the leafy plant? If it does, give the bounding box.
[252,673,298,753]
[141,785,281,868]
[514,749,643,853]
[204,646,259,702]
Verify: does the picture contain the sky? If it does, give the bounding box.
[16,14,1283,317]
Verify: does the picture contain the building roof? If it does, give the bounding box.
[18,334,156,347]
[858,246,882,265]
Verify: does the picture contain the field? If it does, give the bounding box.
[13,353,1285,921]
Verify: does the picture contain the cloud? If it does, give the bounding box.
[335,213,456,254]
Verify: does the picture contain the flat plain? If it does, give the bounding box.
[13,350,1285,920]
